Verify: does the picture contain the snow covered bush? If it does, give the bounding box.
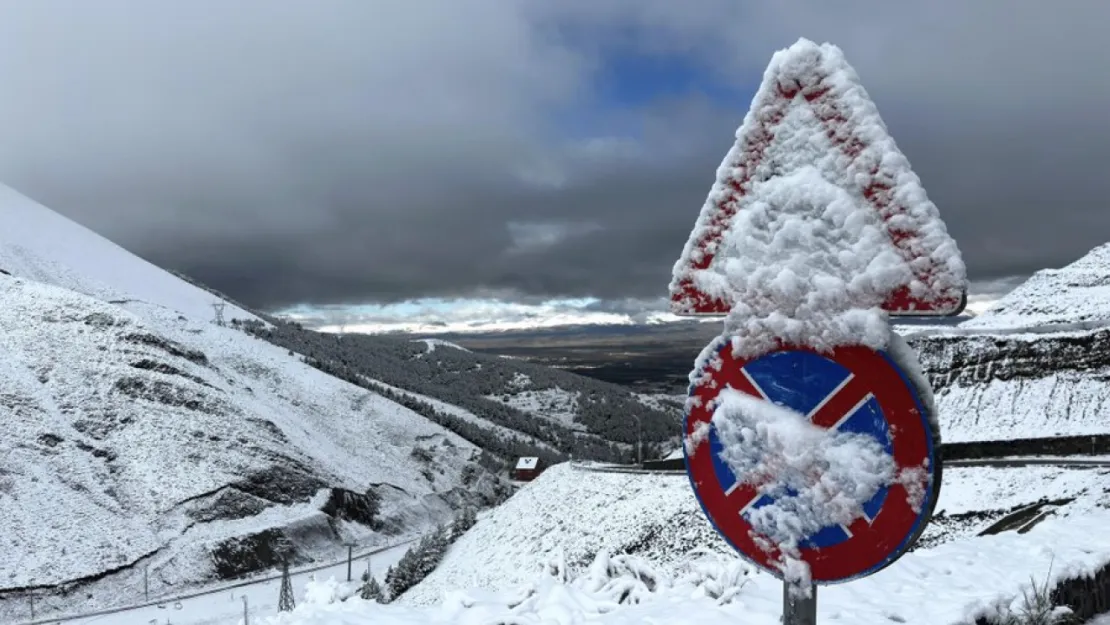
[672,549,752,605]
[983,569,1075,625]
[302,577,359,605]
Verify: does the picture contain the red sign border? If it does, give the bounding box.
[670,65,967,318]
[683,339,942,584]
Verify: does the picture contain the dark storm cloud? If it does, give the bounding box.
[0,1,1107,310]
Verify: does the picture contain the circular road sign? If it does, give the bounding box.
[683,338,941,584]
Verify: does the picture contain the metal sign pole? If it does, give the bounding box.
[783,583,817,625]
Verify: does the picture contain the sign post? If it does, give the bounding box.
[784,584,816,625]
[668,38,965,623]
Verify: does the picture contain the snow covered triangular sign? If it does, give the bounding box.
[670,39,967,317]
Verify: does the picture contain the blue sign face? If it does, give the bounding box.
[706,350,892,550]
[684,340,941,584]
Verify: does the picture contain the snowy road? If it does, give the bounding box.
[573,456,1110,476]
[16,541,413,625]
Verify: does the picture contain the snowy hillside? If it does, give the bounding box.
[400,462,1110,609]
[0,183,254,323]
[262,506,1110,625]
[904,241,1110,442]
[245,320,682,463]
[963,243,1110,329]
[0,274,507,620]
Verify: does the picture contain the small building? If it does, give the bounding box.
[512,456,543,481]
[642,447,686,471]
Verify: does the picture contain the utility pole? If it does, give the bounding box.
[344,542,357,582]
[630,414,642,466]
[242,595,249,625]
[28,593,33,621]
[144,566,150,601]
[212,301,226,326]
[278,560,295,612]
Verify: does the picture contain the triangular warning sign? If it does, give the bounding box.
[670,38,967,317]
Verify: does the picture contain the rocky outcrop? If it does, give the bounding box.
[907,326,1110,442]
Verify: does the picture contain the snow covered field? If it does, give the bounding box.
[962,243,1110,330]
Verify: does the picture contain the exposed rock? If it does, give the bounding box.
[209,528,296,579]
[37,433,64,448]
[187,488,271,523]
[320,487,383,528]
[232,462,329,505]
[909,328,1110,393]
[246,418,289,445]
[120,332,209,366]
[208,515,340,579]
[82,311,124,328]
[129,359,214,388]
[112,376,227,415]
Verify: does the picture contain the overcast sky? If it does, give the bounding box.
[0,1,1107,323]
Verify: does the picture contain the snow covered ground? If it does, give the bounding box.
[31,460,1107,625]
[401,463,1110,608]
[412,338,470,354]
[484,386,584,430]
[249,508,1110,625]
[361,377,558,452]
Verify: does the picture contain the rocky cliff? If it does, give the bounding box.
[905,243,1110,443]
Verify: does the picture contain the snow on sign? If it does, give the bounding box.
[669,38,967,317]
[683,336,940,585]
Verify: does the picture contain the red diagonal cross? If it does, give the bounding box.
[721,367,878,533]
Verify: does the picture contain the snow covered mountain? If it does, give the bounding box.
[961,243,1110,330]
[907,242,1110,442]
[0,272,508,617]
[0,183,254,324]
[0,182,680,619]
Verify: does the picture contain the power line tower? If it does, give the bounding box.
[278,560,295,612]
[211,302,226,327]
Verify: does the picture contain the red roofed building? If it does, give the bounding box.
[512,456,543,482]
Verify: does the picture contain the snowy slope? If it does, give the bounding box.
[0,183,254,323]
[256,509,1110,625]
[413,338,470,353]
[963,243,1110,329]
[0,274,505,618]
[401,463,1110,608]
[484,374,585,431]
[363,378,558,453]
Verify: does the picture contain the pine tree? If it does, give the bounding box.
[452,506,478,540]
[359,571,385,602]
[278,560,296,612]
